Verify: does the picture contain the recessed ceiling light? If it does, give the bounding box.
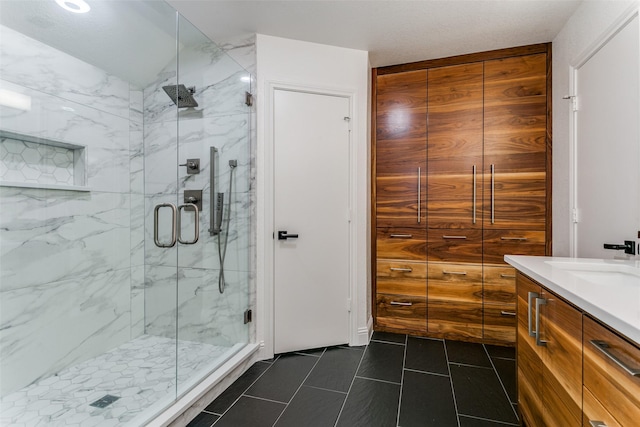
[55,0,91,14]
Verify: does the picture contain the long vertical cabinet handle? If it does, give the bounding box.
[177,203,200,245]
[472,165,477,224]
[417,167,421,224]
[154,203,177,248]
[527,291,539,337]
[535,297,547,346]
[491,164,495,224]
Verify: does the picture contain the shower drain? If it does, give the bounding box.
[89,394,120,408]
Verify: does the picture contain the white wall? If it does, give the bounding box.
[255,34,370,358]
[552,0,639,256]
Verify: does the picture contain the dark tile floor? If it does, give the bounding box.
[187,332,519,427]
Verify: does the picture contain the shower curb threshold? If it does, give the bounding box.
[146,343,260,427]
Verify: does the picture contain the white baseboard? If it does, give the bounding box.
[354,317,373,346]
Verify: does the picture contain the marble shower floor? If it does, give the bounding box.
[0,335,233,427]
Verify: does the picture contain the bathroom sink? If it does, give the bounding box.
[544,261,640,288]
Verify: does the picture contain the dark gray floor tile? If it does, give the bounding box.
[399,370,457,426]
[336,378,400,427]
[246,354,318,403]
[492,357,516,403]
[305,346,364,392]
[450,364,518,424]
[356,341,405,383]
[484,344,516,360]
[405,337,449,375]
[292,347,326,357]
[446,340,492,367]
[459,414,519,426]
[205,361,271,414]
[274,386,346,427]
[371,331,406,344]
[214,396,285,427]
[187,412,219,427]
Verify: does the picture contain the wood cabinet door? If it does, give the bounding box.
[427,63,483,229]
[376,71,427,227]
[540,290,583,427]
[483,54,547,230]
[516,273,543,426]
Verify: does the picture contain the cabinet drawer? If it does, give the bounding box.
[377,260,426,297]
[583,316,640,426]
[376,227,426,260]
[376,294,426,333]
[428,301,483,339]
[582,386,621,427]
[427,229,483,263]
[483,304,516,344]
[483,266,516,304]
[483,230,545,265]
[427,263,482,303]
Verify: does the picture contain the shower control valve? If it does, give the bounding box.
[179,158,200,174]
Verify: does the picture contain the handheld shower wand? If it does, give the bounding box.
[217,159,237,293]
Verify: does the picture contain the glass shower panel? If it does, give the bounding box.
[175,14,252,395]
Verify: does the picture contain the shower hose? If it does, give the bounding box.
[217,164,235,293]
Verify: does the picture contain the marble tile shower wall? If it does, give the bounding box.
[142,37,255,348]
[0,25,142,396]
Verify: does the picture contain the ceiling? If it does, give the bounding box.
[168,0,583,68]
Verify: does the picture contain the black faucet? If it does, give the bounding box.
[603,240,636,255]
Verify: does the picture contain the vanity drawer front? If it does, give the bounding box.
[427,263,482,304]
[583,316,640,426]
[483,303,516,344]
[377,260,426,297]
[582,386,621,427]
[376,294,427,333]
[377,227,427,261]
[483,266,516,304]
[427,229,483,263]
[483,230,545,265]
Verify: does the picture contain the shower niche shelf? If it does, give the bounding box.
[0,130,89,192]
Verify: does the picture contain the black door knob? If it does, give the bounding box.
[278,231,299,240]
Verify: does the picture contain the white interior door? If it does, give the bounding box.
[273,89,351,353]
[574,13,640,258]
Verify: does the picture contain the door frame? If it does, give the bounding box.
[568,6,640,256]
[259,81,358,358]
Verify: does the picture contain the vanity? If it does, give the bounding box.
[505,255,640,427]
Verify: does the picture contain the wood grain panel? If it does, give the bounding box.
[376,138,426,173]
[427,263,482,303]
[582,386,622,427]
[540,289,583,427]
[483,196,547,231]
[428,301,483,339]
[484,54,547,102]
[376,227,426,260]
[376,294,427,333]
[583,316,640,426]
[427,229,482,263]
[376,70,427,111]
[376,173,427,227]
[483,230,546,264]
[483,304,516,344]
[483,266,516,304]
[377,260,427,297]
[426,200,482,230]
[517,273,543,426]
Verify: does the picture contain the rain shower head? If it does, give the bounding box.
[162,84,198,108]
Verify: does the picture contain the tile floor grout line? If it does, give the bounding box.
[443,341,462,427]
[458,412,520,426]
[303,384,348,395]
[483,343,520,421]
[447,361,494,370]
[491,355,516,362]
[239,394,289,405]
[292,352,323,358]
[211,355,280,425]
[269,347,326,427]
[353,375,402,386]
[370,339,406,346]
[395,334,408,427]
[332,338,369,427]
[402,367,449,378]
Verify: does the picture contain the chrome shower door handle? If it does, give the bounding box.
[154,203,177,248]
[417,167,421,224]
[177,203,200,245]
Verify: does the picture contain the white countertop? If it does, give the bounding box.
[505,255,640,345]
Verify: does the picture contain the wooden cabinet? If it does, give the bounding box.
[583,316,640,426]
[517,273,583,427]
[372,44,551,346]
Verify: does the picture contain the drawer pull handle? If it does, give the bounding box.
[589,422,607,427]
[500,274,516,279]
[443,270,467,275]
[417,167,421,224]
[442,235,467,239]
[390,234,413,238]
[501,311,517,317]
[500,237,528,241]
[590,340,640,377]
[535,297,547,347]
[527,292,539,337]
[390,301,413,306]
[390,267,413,272]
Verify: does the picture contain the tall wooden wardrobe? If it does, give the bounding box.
[372,44,551,345]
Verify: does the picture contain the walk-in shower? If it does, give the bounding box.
[0,1,254,425]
